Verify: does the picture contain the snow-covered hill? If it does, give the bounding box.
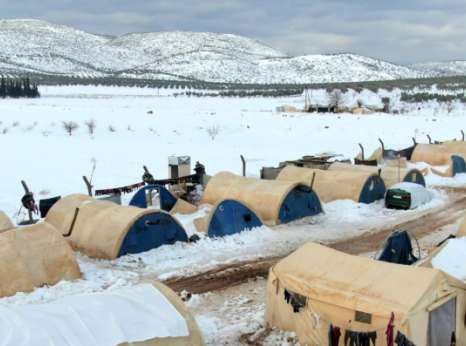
[409,61,466,77]
[0,19,434,83]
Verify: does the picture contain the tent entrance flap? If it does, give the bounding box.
[359,176,386,204]
[118,212,188,257]
[451,155,466,176]
[208,200,262,238]
[279,186,323,223]
[129,185,177,211]
[428,298,456,346]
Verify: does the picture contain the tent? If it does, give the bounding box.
[0,222,81,298]
[328,162,426,189]
[193,199,262,238]
[376,229,419,265]
[411,144,466,177]
[131,185,263,238]
[0,281,206,346]
[277,166,386,204]
[0,209,14,233]
[201,172,323,226]
[264,242,466,346]
[45,194,188,260]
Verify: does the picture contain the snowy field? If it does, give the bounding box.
[1,85,466,345]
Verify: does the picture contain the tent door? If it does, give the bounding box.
[428,298,456,346]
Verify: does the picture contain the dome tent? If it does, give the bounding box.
[0,281,206,346]
[277,165,386,204]
[328,162,426,189]
[265,242,466,346]
[411,144,466,177]
[130,185,263,238]
[201,172,323,226]
[45,194,188,260]
[0,209,14,233]
[0,222,81,298]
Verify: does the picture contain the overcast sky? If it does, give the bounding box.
[3,0,466,64]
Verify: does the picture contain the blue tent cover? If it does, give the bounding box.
[377,229,418,265]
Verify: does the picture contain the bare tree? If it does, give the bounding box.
[84,119,96,135]
[446,101,455,114]
[108,124,116,132]
[357,99,364,107]
[62,120,79,136]
[327,89,345,111]
[206,125,220,140]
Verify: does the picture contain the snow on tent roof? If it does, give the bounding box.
[277,165,385,203]
[0,210,14,234]
[45,194,188,260]
[0,222,81,298]
[201,171,323,226]
[0,282,206,346]
[265,242,466,346]
[328,162,426,189]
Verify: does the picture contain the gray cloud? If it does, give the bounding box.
[2,0,466,63]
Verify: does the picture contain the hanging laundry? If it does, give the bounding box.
[368,331,377,346]
[95,182,145,196]
[328,323,333,346]
[311,313,321,330]
[394,331,416,346]
[451,332,456,346]
[284,289,291,304]
[332,326,341,346]
[386,312,395,346]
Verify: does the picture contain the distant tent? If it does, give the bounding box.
[411,144,466,177]
[46,194,188,259]
[376,229,419,265]
[131,185,263,238]
[0,209,14,233]
[328,162,426,189]
[0,281,206,346]
[264,242,466,346]
[277,166,386,204]
[0,222,81,298]
[201,172,323,226]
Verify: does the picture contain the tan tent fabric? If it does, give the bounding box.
[386,157,408,168]
[328,162,425,189]
[121,280,206,346]
[0,209,14,233]
[412,143,466,165]
[442,141,466,151]
[355,146,384,163]
[46,194,187,260]
[277,165,380,202]
[0,236,35,297]
[170,199,198,215]
[0,222,81,298]
[264,242,466,346]
[201,171,314,226]
[457,216,466,238]
[1,222,81,287]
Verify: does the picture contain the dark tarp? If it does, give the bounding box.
[377,229,419,265]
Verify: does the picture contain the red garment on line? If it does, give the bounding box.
[386,312,395,346]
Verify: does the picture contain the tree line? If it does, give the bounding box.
[0,77,40,98]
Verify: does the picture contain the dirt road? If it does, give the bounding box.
[163,189,466,294]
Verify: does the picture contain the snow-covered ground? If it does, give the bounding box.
[1,85,466,345]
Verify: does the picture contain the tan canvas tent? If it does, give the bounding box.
[277,165,386,203]
[265,242,466,346]
[411,144,466,177]
[355,146,384,164]
[46,194,189,260]
[328,162,426,189]
[201,172,323,226]
[0,209,14,233]
[0,222,81,298]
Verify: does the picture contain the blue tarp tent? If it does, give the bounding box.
[129,185,178,211]
[377,229,419,265]
[452,155,466,176]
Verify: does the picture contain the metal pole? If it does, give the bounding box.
[398,154,401,183]
[358,143,365,160]
[83,176,93,197]
[240,155,246,177]
[20,180,34,224]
